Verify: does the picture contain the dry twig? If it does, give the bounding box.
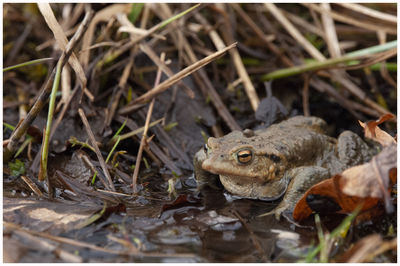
[78,108,115,191]
[131,53,165,193]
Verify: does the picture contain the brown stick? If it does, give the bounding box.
[132,53,165,193]
[78,108,115,191]
[302,74,311,117]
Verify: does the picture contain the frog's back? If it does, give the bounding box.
[270,116,327,133]
[254,116,334,166]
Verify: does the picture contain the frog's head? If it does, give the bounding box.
[201,130,288,183]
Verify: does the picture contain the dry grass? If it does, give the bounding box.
[3,4,397,262]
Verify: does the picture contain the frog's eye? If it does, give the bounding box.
[236,149,253,164]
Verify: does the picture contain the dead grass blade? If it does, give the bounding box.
[114,12,194,101]
[37,4,88,95]
[264,3,394,118]
[231,4,276,43]
[21,175,44,197]
[231,3,293,68]
[201,5,260,111]
[120,42,237,112]
[60,65,71,110]
[281,9,325,38]
[337,3,397,24]
[377,31,397,89]
[132,53,165,193]
[265,3,325,61]
[304,3,397,35]
[78,108,115,191]
[4,10,93,163]
[154,3,240,131]
[139,43,195,98]
[97,4,201,69]
[321,3,341,58]
[80,4,131,68]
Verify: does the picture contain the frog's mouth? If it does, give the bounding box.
[219,174,289,201]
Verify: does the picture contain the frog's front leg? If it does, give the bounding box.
[193,149,220,190]
[271,166,330,220]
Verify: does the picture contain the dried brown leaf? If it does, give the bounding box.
[340,144,396,211]
[359,113,396,146]
[292,175,380,221]
[293,143,396,221]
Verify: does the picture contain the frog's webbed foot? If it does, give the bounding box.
[259,202,291,220]
[194,169,221,191]
[338,131,375,166]
[263,166,330,220]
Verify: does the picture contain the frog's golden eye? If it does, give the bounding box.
[236,149,253,164]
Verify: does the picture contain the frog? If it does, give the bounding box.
[193,116,374,219]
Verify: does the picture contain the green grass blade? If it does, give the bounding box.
[129,3,144,24]
[263,40,397,81]
[106,136,121,164]
[118,118,163,141]
[14,136,33,158]
[346,40,397,57]
[112,119,127,140]
[3,57,53,72]
[74,202,107,229]
[160,4,200,28]
[3,122,16,131]
[39,60,62,181]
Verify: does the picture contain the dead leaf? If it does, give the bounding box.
[292,176,380,221]
[359,113,396,146]
[293,145,396,221]
[293,117,397,221]
[3,197,102,234]
[340,144,396,213]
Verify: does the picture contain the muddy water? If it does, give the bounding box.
[4,156,396,262]
[65,174,319,262]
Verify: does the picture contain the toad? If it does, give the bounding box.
[194,116,374,218]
